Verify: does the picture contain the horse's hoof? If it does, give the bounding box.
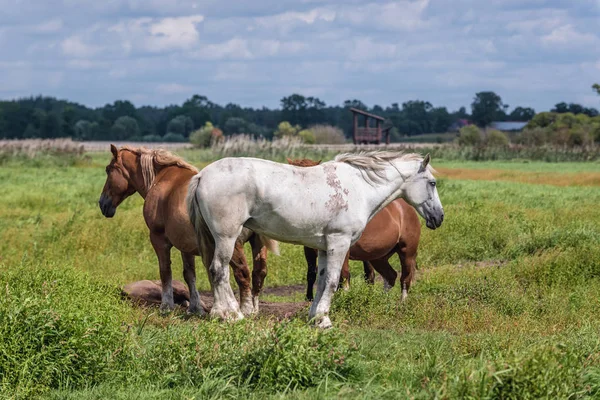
[252,296,260,315]
[159,303,174,315]
[240,302,254,316]
[401,289,408,301]
[186,305,207,317]
[384,280,393,292]
[210,308,244,322]
[315,315,332,329]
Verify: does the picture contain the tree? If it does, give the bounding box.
[223,117,248,135]
[509,107,536,121]
[74,120,93,140]
[166,115,194,137]
[593,83,600,96]
[41,113,63,138]
[281,94,307,126]
[111,116,139,140]
[273,121,300,138]
[430,107,452,133]
[180,94,213,129]
[471,91,504,127]
[343,99,367,111]
[102,100,137,123]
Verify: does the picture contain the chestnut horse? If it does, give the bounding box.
[99,145,278,316]
[287,158,421,302]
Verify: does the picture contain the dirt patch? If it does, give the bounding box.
[198,284,309,319]
[437,167,600,187]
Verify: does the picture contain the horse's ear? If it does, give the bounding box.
[286,158,293,164]
[419,153,430,173]
[110,144,118,159]
[317,160,322,165]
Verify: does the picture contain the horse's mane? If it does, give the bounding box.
[287,158,321,167]
[119,146,198,190]
[334,151,431,184]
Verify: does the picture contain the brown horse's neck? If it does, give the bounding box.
[120,151,153,199]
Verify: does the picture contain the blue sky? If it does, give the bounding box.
[1,0,599,112]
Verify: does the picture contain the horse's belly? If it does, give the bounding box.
[243,218,327,249]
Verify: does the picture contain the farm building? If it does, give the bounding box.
[350,108,392,144]
[488,121,529,132]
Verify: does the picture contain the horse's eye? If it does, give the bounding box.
[430,181,436,187]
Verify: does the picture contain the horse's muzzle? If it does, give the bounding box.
[99,193,116,218]
[425,210,444,230]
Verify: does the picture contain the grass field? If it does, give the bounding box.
[1,149,600,399]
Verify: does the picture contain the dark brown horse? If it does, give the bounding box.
[99,145,278,315]
[287,158,421,301]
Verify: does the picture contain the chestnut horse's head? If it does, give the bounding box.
[99,144,137,218]
[286,158,322,167]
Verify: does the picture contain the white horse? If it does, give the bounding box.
[186,151,444,328]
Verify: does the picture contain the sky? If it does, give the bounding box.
[0,0,599,112]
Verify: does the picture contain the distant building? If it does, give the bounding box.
[487,121,529,132]
[449,119,471,132]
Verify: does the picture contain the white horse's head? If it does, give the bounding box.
[401,154,444,230]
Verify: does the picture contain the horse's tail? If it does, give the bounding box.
[186,174,215,270]
[259,235,280,256]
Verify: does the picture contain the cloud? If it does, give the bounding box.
[157,83,193,94]
[61,36,101,58]
[541,24,598,47]
[109,15,204,53]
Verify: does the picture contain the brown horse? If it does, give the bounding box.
[287,158,421,301]
[99,144,277,316]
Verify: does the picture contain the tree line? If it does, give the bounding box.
[0,90,598,142]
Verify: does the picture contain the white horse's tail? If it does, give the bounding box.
[186,174,215,270]
[259,235,280,256]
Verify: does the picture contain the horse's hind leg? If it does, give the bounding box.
[364,261,376,284]
[338,252,351,291]
[181,252,206,316]
[369,258,398,291]
[150,232,174,313]
[209,235,244,321]
[250,234,268,314]
[305,247,318,301]
[229,239,253,316]
[399,250,417,301]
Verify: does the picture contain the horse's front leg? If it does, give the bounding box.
[150,232,174,313]
[309,236,351,329]
[181,252,206,316]
[304,247,318,301]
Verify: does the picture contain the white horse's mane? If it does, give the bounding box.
[334,151,430,184]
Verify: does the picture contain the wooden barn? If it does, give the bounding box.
[350,108,392,144]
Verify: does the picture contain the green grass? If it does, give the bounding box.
[1,151,600,398]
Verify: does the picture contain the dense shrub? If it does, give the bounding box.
[298,129,316,144]
[162,132,187,142]
[190,122,223,148]
[0,264,130,397]
[310,124,347,144]
[457,125,483,146]
[485,129,510,147]
[140,134,163,142]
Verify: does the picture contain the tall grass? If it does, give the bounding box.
[0,138,89,166]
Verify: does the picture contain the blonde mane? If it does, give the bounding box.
[119,146,198,191]
[334,151,432,184]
